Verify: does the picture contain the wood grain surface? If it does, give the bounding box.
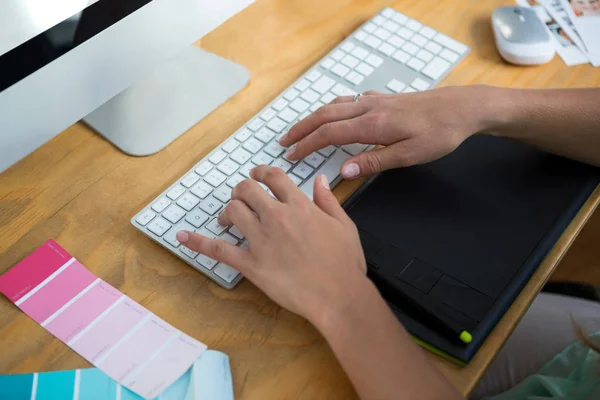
[1,0,599,398]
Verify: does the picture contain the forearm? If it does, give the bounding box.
[483,86,600,167]
[311,276,463,400]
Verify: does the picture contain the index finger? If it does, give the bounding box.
[279,101,369,148]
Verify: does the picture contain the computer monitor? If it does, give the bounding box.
[0,0,253,173]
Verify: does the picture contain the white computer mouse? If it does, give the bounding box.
[492,6,555,65]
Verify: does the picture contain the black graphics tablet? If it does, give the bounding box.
[342,135,599,364]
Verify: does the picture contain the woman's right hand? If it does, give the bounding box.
[280,85,500,179]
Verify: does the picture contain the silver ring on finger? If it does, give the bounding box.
[353,93,364,103]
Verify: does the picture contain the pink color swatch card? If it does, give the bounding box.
[0,239,207,399]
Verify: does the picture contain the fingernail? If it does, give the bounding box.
[176,231,189,243]
[279,133,288,144]
[320,175,330,190]
[285,146,296,159]
[342,163,360,178]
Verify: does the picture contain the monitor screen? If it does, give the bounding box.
[0,0,152,92]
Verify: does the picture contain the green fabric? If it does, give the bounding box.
[485,332,600,400]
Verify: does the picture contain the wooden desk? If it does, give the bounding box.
[1,0,599,398]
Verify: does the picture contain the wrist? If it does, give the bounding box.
[472,85,522,138]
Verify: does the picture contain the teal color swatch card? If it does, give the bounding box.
[0,350,233,400]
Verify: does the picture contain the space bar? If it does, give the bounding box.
[300,150,351,200]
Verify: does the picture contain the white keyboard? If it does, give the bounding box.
[132,7,469,289]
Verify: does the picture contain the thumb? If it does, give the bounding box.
[312,175,347,220]
[341,145,409,179]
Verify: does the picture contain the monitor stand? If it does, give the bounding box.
[83,46,250,156]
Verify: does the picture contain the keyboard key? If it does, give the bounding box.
[392,49,410,63]
[226,173,245,188]
[177,193,200,211]
[199,196,223,215]
[410,34,427,47]
[341,41,355,52]
[312,76,336,94]
[421,56,451,80]
[331,49,345,61]
[196,228,216,240]
[135,209,156,226]
[407,58,425,71]
[288,174,303,186]
[167,185,186,200]
[205,170,227,187]
[235,128,253,142]
[292,162,314,179]
[222,139,240,153]
[305,152,326,168]
[345,71,364,85]
[433,33,468,54]
[364,35,382,49]
[387,35,405,48]
[397,27,414,40]
[341,54,360,69]
[247,118,264,132]
[252,151,274,166]
[342,143,369,156]
[220,233,239,246]
[420,26,437,39]
[386,79,406,93]
[260,107,277,121]
[350,47,369,60]
[320,58,335,70]
[425,41,442,54]
[229,225,245,240]
[378,42,396,56]
[214,263,240,284]
[300,150,351,199]
[440,48,459,63]
[207,218,228,235]
[279,107,299,123]
[230,148,252,164]
[217,159,240,176]
[181,172,200,188]
[272,158,293,172]
[331,63,350,78]
[163,204,186,223]
[321,92,337,104]
[300,89,320,104]
[239,163,254,178]
[416,49,434,62]
[372,15,386,26]
[151,197,171,213]
[354,30,368,42]
[290,98,310,113]
[331,83,356,97]
[165,221,196,248]
[194,161,213,177]
[209,150,227,164]
[272,98,289,111]
[255,127,276,143]
[318,145,336,157]
[214,185,233,203]
[365,54,384,67]
[392,12,409,25]
[363,22,377,33]
[147,217,171,237]
[374,27,391,41]
[306,70,322,82]
[191,181,213,199]
[401,42,419,55]
[356,63,375,76]
[265,141,286,158]
[295,79,311,91]
[406,19,423,31]
[242,138,263,154]
[382,8,396,18]
[267,117,287,133]
[411,77,430,91]
[179,245,198,259]
[196,254,218,270]
[298,112,310,121]
[383,20,399,32]
[283,88,300,101]
[403,87,417,93]
[185,209,209,228]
